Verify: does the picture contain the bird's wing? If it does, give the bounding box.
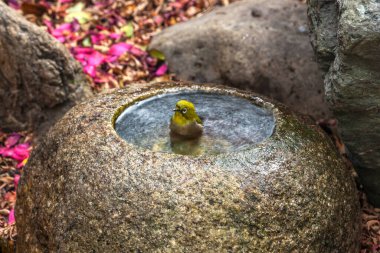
[196,115,203,125]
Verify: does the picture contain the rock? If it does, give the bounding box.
[0,2,92,132]
[149,0,330,118]
[16,82,359,252]
[308,0,380,206]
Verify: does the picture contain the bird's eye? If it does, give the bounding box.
[181,108,187,114]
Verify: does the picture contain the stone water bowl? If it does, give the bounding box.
[16,82,360,252]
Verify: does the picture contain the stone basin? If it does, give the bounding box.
[16,82,360,252]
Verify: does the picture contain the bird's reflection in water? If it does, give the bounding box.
[152,134,232,156]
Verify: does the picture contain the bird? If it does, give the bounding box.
[170,100,203,139]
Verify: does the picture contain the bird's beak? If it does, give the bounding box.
[173,108,180,112]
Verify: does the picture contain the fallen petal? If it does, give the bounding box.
[5,133,21,148]
[14,175,20,190]
[17,158,28,169]
[83,65,97,77]
[88,51,106,66]
[8,209,15,224]
[155,63,168,76]
[130,46,146,57]
[108,43,132,56]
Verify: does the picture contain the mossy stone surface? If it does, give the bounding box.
[16,82,360,252]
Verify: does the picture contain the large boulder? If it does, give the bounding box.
[149,0,330,118]
[16,82,359,252]
[308,0,380,206]
[0,2,92,132]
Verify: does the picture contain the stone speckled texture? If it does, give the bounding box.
[150,0,331,118]
[307,0,380,206]
[16,82,359,252]
[0,1,92,132]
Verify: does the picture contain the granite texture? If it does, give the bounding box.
[0,1,92,132]
[16,82,359,252]
[307,0,380,206]
[149,0,331,118]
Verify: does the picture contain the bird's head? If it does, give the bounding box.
[172,100,202,124]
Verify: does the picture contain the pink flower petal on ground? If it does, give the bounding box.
[87,51,106,66]
[108,43,132,56]
[5,133,21,148]
[12,143,30,161]
[0,147,14,157]
[74,53,88,64]
[95,25,108,31]
[8,209,15,224]
[14,175,20,190]
[83,65,97,77]
[109,33,122,40]
[7,0,19,9]
[59,0,73,3]
[130,46,146,57]
[154,15,164,25]
[90,34,106,44]
[56,37,66,43]
[155,64,168,76]
[54,23,72,32]
[16,158,28,169]
[106,55,119,63]
[74,47,94,54]
[43,19,54,33]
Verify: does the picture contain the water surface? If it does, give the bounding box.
[115,92,275,155]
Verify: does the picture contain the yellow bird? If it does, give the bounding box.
[170,100,203,139]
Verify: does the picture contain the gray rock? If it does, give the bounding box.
[0,2,92,133]
[150,0,330,118]
[308,0,380,206]
[16,82,359,252]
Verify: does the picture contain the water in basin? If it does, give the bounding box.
[115,92,275,155]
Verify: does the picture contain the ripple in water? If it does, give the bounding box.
[115,92,275,155]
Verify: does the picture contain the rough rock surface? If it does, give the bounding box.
[0,2,92,132]
[308,0,380,206]
[16,82,359,252]
[150,0,330,118]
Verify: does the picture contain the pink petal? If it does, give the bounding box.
[12,144,30,161]
[96,25,107,31]
[0,147,11,156]
[155,64,168,76]
[43,19,54,33]
[14,175,20,190]
[130,46,146,57]
[108,43,132,56]
[90,34,106,44]
[106,55,118,63]
[109,33,122,40]
[154,16,164,25]
[74,53,88,62]
[56,37,66,43]
[8,209,15,224]
[7,0,19,9]
[83,65,97,77]
[55,23,72,32]
[169,2,184,9]
[74,47,95,54]
[87,51,106,66]
[58,0,73,3]
[5,133,21,148]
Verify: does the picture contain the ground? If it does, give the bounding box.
[0,0,378,252]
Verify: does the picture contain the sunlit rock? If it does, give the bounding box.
[16,82,359,252]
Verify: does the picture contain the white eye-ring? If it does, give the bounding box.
[181,108,187,114]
